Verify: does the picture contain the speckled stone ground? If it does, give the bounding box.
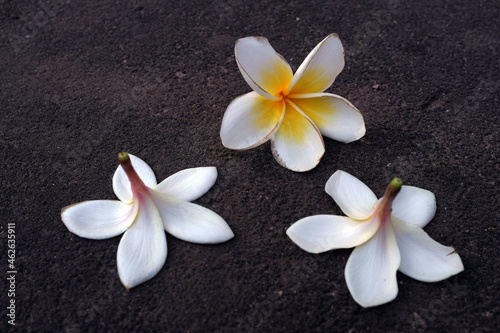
[1,0,499,332]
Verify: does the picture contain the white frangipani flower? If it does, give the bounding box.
[61,152,234,289]
[220,34,366,172]
[287,170,464,307]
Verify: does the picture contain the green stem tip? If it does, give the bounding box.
[118,152,130,163]
[390,177,403,189]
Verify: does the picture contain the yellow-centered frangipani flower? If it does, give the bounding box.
[220,34,366,172]
[287,170,464,307]
[61,153,234,289]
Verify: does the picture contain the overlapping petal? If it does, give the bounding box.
[287,33,345,95]
[61,200,137,239]
[117,195,167,290]
[286,215,380,253]
[345,221,401,307]
[288,170,464,307]
[235,37,293,100]
[290,93,366,143]
[154,167,217,202]
[392,186,437,228]
[223,34,365,172]
[151,191,234,244]
[221,92,285,149]
[392,217,464,282]
[62,152,233,290]
[113,154,157,203]
[325,170,378,220]
[271,103,324,172]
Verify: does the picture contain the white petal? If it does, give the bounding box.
[392,217,464,282]
[289,93,365,143]
[113,154,157,204]
[235,37,293,100]
[325,170,378,220]
[220,92,285,149]
[392,186,437,228]
[154,167,217,202]
[286,33,345,95]
[286,215,380,253]
[151,191,234,244]
[270,102,324,172]
[61,200,137,239]
[117,195,167,289]
[345,221,401,307]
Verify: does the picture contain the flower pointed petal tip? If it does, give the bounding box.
[61,200,137,239]
[153,192,234,244]
[393,217,464,282]
[113,154,157,203]
[345,221,401,307]
[287,33,345,95]
[155,166,218,202]
[117,196,167,289]
[290,94,365,143]
[220,92,285,150]
[235,36,293,99]
[392,186,437,228]
[325,170,378,219]
[287,215,380,253]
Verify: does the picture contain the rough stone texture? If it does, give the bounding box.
[1,0,499,332]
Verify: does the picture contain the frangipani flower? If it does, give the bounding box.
[61,152,234,289]
[220,34,366,172]
[287,170,464,307]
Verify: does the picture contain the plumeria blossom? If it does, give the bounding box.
[61,152,234,290]
[220,34,366,172]
[287,170,464,307]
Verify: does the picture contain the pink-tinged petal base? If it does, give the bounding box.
[61,200,137,239]
[392,217,464,282]
[345,220,401,307]
[113,154,157,204]
[287,215,380,254]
